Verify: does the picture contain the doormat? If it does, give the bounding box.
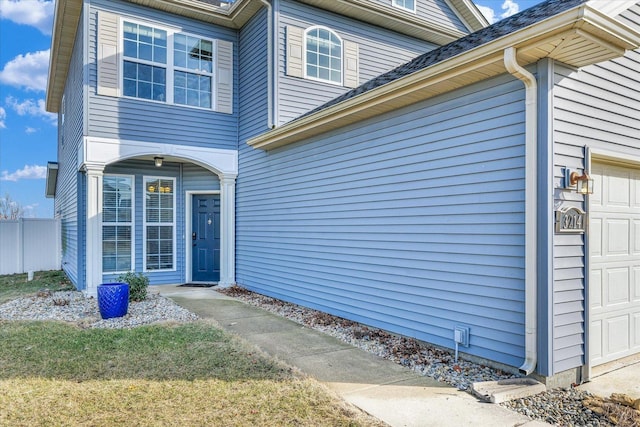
[178,283,215,288]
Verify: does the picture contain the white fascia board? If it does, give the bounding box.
[80,137,238,177]
[445,0,490,32]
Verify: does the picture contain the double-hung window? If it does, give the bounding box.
[286,25,358,89]
[144,177,175,271]
[305,27,342,85]
[97,12,233,112]
[102,175,133,273]
[173,34,213,108]
[392,0,416,12]
[120,20,217,109]
[123,22,167,101]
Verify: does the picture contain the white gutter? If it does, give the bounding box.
[259,0,275,128]
[504,47,537,376]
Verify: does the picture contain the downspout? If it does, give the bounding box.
[258,0,275,128]
[504,47,537,375]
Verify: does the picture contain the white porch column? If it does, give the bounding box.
[85,165,104,297]
[218,173,236,287]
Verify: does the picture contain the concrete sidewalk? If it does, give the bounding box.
[160,285,549,427]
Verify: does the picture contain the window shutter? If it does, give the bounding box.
[286,26,303,78]
[343,40,359,88]
[216,40,233,114]
[97,11,119,97]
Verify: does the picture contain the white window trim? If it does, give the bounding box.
[303,25,343,86]
[60,94,66,146]
[118,17,218,111]
[61,94,66,126]
[143,175,177,273]
[102,173,135,275]
[392,0,416,13]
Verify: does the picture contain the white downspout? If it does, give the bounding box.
[259,0,275,128]
[504,47,538,375]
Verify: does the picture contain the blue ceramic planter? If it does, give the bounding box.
[97,283,130,319]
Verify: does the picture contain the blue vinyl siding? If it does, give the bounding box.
[374,0,468,32]
[182,164,220,192]
[278,0,438,124]
[239,8,270,142]
[550,4,640,374]
[57,15,85,289]
[87,0,238,149]
[237,73,528,368]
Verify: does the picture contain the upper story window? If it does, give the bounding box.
[96,11,233,114]
[392,0,416,13]
[174,34,213,108]
[122,20,214,108]
[305,27,342,85]
[286,25,359,89]
[123,22,167,102]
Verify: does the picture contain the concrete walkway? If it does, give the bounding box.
[577,354,640,400]
[160,285,549,427]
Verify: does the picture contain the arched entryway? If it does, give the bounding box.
[79,136,237,296]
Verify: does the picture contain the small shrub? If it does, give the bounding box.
[116,272,149,302]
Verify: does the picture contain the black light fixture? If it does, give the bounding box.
[154,156,164,167]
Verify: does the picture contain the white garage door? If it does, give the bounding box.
[589,161,640,367]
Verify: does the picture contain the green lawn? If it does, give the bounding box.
[0,270,74,304]
[0,271,381,427]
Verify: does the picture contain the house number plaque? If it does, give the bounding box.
[555,207,586,234]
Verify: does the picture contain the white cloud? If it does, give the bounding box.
[476,4,496,24]
[23,203,39,218]
[25,126,38,134]
[0,50,50,92]
[500,0,520,19]
[5,96,57,124]
[0,165,47,182]
[0,0,54,35]
[0,107,6,129]
[475,0,521,23]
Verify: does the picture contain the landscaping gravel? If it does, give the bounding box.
[0,286,620,426]
[0,290,197,328]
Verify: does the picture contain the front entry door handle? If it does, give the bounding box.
[192,232,197,240]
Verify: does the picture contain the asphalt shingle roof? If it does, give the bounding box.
[299,0,588,120]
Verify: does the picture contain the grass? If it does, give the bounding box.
[0,270,73,304]
[0,271,381,427]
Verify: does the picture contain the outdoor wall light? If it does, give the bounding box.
[154,157,164,167]
[564,168,594,195]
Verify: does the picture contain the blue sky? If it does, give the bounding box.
[0,0,543,218]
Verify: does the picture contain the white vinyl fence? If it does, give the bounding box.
[0,219,62,275]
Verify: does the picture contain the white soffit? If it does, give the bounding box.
[588,0,638,17]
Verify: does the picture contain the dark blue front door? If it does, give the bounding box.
[191,195,220,282]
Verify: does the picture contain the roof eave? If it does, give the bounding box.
[46,0,473,114]
[248,3,640,151]
[297,0,468,44]
[46,0,82,113]
[46,0,259,113]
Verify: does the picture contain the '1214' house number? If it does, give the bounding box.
[555,207,586,233]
